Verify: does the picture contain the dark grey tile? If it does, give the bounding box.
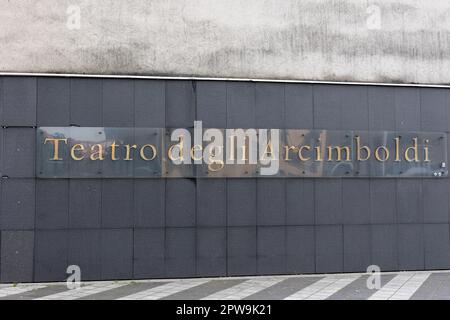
[0,128,3,174]
[316,225,343,273]
[255,82,284,128]
[34,230,68,282]
[368,86,395,131]
[197,227,226,277]
[395,87,421,131]
[134,179,165,228]
[68,229,101,281]
[257,179,285,225]
[69,180,101,228]
[165,179,195,227]
[257,226,286,275]
[134,79,165,127]
[165,228,196,278]
[370,179,396,224]
[315,179,342,225]
[398,224,424,270]
[286,179,314,225]
[1,231,34,283]
[227,227,257,276]
[101,180,133,228]
[1,179,35,230]
[343,225,371,272]
[101,229,133,280]
[70,78,102,126]
[226,82,255,128]
[197,179,226,227]
[227,179,257,226]
[133,228,165,279]
[286,226,315,273]
[37,77,70,126]
[340,85,368,130]
[196,81,226,127]
[284,84,313,129]
[424,224,450,270]
[102,79,134,126]
[1,77,36,126]
[343,179,370,224]
[371,225,398,271]
[397,180,423,223]
[313,84,341,130]
[165,81,195,127]
[36,179,68,229]
[423,179,449,223]
[420,88,448,131]
[3,128,35,177]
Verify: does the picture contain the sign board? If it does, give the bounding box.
[36,126,448,178]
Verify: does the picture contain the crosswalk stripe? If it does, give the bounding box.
[35,282,129,300]
[118,279,208,300]
[0,285,46,298]
[284,275,360,300]
[368,273,413,300]
[389,273,431,300]
[306,276,360,300]
[202,278,286,300]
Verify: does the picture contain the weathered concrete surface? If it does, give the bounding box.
[1,0,450,84]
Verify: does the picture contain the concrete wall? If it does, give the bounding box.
[2,0,450,84]
[1,76,450,282]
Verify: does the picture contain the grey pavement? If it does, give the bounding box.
[0,270,449,300]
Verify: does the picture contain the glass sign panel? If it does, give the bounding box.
[36,127,448,178]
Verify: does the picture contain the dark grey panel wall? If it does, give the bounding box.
[1,76,450,283]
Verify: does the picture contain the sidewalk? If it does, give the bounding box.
[0,270,448,300]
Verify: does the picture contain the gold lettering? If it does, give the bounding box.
[208,160,225,172]
[124,144,137,161]
[261,140,274,161]
[71,143,85,161]
[327,146,350,161]
[168,136,184,162]
[110,141,118,161]
[228,135,235,161]
[90,144,104,160]
[424,141,430,162]
[284,146,297,161]
[44,138,68,160]
[375,146,389,161]
[140,144,157,161]
[404,137,419,162]
[355,136,371,161]
[315,146,322,161]
[241,144,248,161]
[394,137,401,162]
[190,145,203,161]
[298,145,311,161]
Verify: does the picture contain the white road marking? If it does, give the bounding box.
[306,275,360,300]
[119,279,208,300]
[284,275,360,300]
[368,273,414,300]
[35,282,128,300]
[0,284,46,298]
[389,273,431,300]
[202,278,285,300]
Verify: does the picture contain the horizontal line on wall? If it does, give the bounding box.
[1,72,450,89]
